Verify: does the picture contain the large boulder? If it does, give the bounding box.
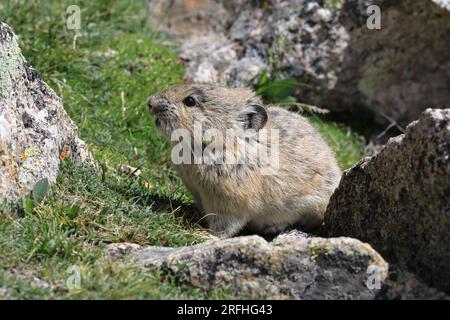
[109,233,389,299]
[0,22,90,202]
[148,0,450,125]
[325,109,450,292]
[107,232,447,299]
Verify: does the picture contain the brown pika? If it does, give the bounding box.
[147,84,341,238]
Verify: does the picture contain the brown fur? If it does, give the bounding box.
[147,84,341,237]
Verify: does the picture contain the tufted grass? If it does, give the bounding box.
[0,0,364,299]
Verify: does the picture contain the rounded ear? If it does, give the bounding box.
[237,104,268,131]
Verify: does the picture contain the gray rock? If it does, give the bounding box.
[107,233,447,299]
[105,242,142,260]
[148,0,450,125]
[330,0,450,125]
[325,108,450,292]
[0,22,91,202]
[110,234,391,299]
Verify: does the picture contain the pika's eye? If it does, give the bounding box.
[182,96,196,107]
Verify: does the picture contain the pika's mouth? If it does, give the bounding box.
[153,116,175,138]
[147,97,174,134]
[149,105,170,123]
[151,109,172,122]
[150,105,167,116]
[151,111,174,136]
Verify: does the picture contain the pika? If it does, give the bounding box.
[147,84,341,238]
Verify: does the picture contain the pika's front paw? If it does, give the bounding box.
[207,214,249,238]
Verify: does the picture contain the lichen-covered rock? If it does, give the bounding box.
[109,233,391,299]
[0,22,91,202]
[148,0,450,125]
[325,109,450,292]
[107,232,447,299]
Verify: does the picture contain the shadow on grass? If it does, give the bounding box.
[111,181,206,226]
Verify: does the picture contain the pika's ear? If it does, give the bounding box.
[237,104,268,131]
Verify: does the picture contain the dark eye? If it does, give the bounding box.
[182,96,196,107]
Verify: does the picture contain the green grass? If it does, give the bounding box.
[308,114,365,170]
[0,0,365,299]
